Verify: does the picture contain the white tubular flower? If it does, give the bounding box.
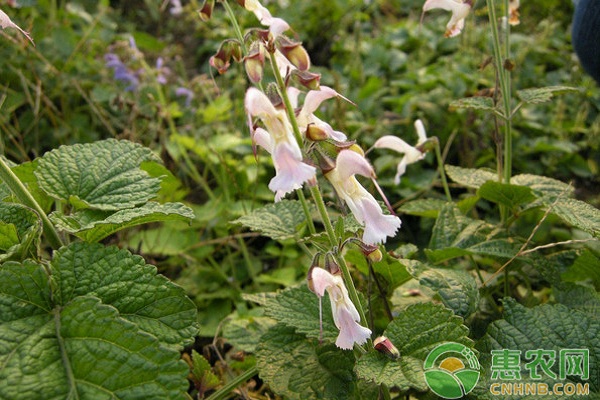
[296,86,348,141]
[309,267,371,350]
[509,0,520,26]
[0,8,33,44]
[326,150,401,244]
[422,0,472,38]
[245,87,316,201]
[373,119,428,184]
[240,0,290,37]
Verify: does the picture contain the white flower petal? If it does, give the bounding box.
[268,141,316,201]
[334,306,372,350]
[335,150,374,181]
[0,8,33,44]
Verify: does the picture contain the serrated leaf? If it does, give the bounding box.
[190,350,220,392]
[516,86,578,104]
[450,97,496,110]
[545,197,600,237]
[232,200,307,240]
[356,303,473,392]
[0,263,189,400]
[36,139,162,210]
[511,174,573,198]
[256,324,358,400]
[263,285,338,343]
[429,204,473,250]
[554,283,600,317]
[562,250,600,290]
[407,262,480,318]
[346,249,411,290]
[477,298,600,397]
[51,242,198,347]
[223,314,277,353]
[400,199,448,218]
[50,201,195,242]
[445,165,497,189]
[0,202,41,262]
[478,181,536,209]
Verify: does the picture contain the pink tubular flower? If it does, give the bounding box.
[309,267,371,350]
[245,87,316,201]
[296,86,348,142]
[422,0,472,38]
[372,119,428,184]
[325,150,401,244]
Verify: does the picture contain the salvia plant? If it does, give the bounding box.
[0,0,599,399]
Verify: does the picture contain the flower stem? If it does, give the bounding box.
[0,156,64,249]
[221,0,248,55]
[433,137,452,202]
[205,366,258,400]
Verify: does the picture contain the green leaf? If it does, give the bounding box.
[545,198,600,237]
[51,242,198,347]
[223,314,277,353]
[50,201,195,242]
[256,324,358,400]
[400,198,448,218]
[407,262,480,318]
[477,181,536,209]
[477,298,600,397]
[346,249,411,290]
[516,86,578,104]
[429,204,473,250]
[190,350,220,393]
[263,284,338,343]
[554,283,600,317]
[0,203,41,262]
[0,262,190,399]
[511,174,573,198]
[449,97,496,111]
[36,139,162,210]
[445,165,497,189]
[232,200,307,240]
[356,303,473,392]
[562,250,600,290]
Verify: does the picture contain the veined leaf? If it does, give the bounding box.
[0,259,192,399]
[233,200,307,240]
[0,202,41,262]
[36,139,162,210]
[562,250,600,290]
[449,97,495,111]
[445,165,497,189]
[407,262,480,318]
[545,197,600,238]
[516,86,578,104]
[511,174,573,198]
[50,201,195,242]
[400,199,448,218]
[476,298,600,398]
[51,242,198,347]
[477,181,536,209]
[256,324,358,400]
[356,303,473,392]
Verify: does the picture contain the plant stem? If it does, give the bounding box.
[309,185,369,337]
[206,366,258,400]
[433,137,452,202]
[222,0,248,55]
[486,0,512,184]
[0,156,63,249]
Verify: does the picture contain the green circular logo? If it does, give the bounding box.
[423,342,480,399]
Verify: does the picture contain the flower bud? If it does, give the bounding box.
[374,336,400,360]
[324,254,341,275]
[276,36,311,71]
[244,42,265,83]
[198,0,215,21]
[306,123,328,142]
[210,40,242,74]
[367,248,383,263]
[347,144,365,157]
[291,70,321,90]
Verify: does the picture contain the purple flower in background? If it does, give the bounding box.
[170,0,183,15]
[156,57,170,85]
[175,87,194,107]
[104,53,139,91]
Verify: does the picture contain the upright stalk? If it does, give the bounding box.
[0,157,63,249]
[486,0,512,184]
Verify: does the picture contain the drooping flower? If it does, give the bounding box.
[308,266,371,350]
[422,0,472,38]
[508,0,520,26]
[372,119,428,184]
[295,86,348,142]
[245,87,316,201]
[0,7,33,44]
[325,150,401,244]
[238,0,290,37]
